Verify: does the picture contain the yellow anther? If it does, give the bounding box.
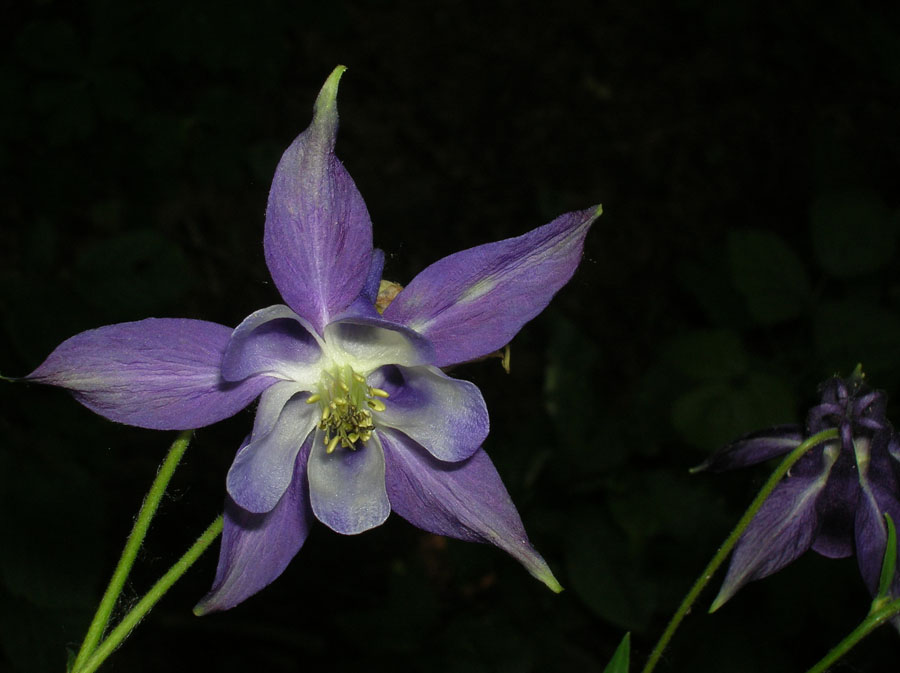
[312,363,391,454]
[326,435,341,454]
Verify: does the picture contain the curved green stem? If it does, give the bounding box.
[73,516,224,673]
[804,597,900,673]
[640,428,839,673]
[71,430,193,671]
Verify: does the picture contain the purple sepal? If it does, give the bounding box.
[373,365,488,462]
[693,424,803,473]
[264,66,373,334]
[711,447,839,611]
[340,248,386,320]
[383,206,600,367]
[27,318,272,430]
[853,436,900,597]
[194,437,314,615]
[380,428,562,591]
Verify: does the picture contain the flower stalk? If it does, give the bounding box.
[72,516,223,673]
[804,596,900,673]
[70,430,194,672]
[640,427,839,673]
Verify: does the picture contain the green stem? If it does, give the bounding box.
[804,597,900,673]
[71,430,193,671]
[640,428,839,673]
[73,516,224,673]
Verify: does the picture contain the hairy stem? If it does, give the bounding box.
[804,597,900,673]
[640,428,839,673]
[74,516,224,673]
[71,430,193,671]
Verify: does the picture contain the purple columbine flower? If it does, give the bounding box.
[25,66,601,612]
[697,368,900,613]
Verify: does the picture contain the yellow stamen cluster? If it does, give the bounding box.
[307,364,390,454]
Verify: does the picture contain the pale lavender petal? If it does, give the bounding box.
[380,428,562,592]
[692,424,803,473]
[221,305,322,385]
[711,445,839,611]
[264,66,373,333]
[307,429,390,534]
[250,380,312,439]
[383,206,600,367]
[194,437,313,615]
[27,319,271,430]
[374,365,488,462]
[323,318,434,371]
[227,394,319,513]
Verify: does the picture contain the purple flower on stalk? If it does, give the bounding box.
[697,368,900,613]
[25,66,601,612]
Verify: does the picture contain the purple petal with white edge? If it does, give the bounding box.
[307,429,390,534]
[27,319,271,430]
[710,444,840,612]
[194,436,313,615]
[691,424,803,473]
[810,449,858,559]
[383,206,601,367]
[380,427,562,592]
[264,66,373,333]
[853,435,900,596]
[222,305,323,384]
[227,394,319,513]
[373,365,488,462]
[323,317,434,371]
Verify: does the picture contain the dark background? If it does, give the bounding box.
[2,1,900,671]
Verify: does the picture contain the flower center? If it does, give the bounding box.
[306,363,390,454]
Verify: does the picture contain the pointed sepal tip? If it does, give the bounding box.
[311,65,347,141]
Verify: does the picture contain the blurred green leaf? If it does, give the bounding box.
[545,316,625,472]
[661,329,748,380]
[607,469,728,544]
[813,301,900,376]
[811,190,897,277]
[728,228,810,324]
[565,508,656,631]
[602,632,630,673]
[74,229,192,319]
[671,372,795,449]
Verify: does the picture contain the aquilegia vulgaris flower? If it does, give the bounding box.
[24,66,601,612]
[697,368,900,614]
